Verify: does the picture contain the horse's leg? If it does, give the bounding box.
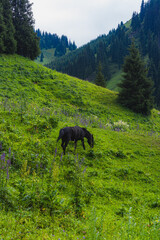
[81,139,85,150]
[61,140,65,154]
[63,139,70,155]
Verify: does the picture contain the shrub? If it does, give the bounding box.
[113,120,129,131]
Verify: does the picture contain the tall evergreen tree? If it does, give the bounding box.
[131,12,141,31]
[95,62,106,87]
[140,0,145,21]
[2,0,16,54]
[118,41,154,115]
[11,0,40,59]
[0,2,5,53]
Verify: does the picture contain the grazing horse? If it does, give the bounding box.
[57,126,94,155]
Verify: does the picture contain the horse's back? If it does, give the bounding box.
[58,126,85,141]
[71,126,85,140]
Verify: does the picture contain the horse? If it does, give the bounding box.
[57,126,94,155]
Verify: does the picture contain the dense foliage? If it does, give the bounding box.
[118,41,154,115]
[46,0,160,109]
[95,62,106,87]
[46,29,130,83]
[36,29,77,57]
[0,54,160,239]
[0,0,40,59]
[133,0,160,108]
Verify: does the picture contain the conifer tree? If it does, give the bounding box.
[140,0,145,21]
[118,41,154,115]
[2,0,16,54]
[40,52,44,62]
[95,62,106,87]
[0,2,5,53]
[11,0,40,59]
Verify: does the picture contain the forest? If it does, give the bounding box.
[46,0,160,108]
[36,29,77,57]
[0,0,40,59]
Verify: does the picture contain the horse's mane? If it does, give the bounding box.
[82,127,88,133]
[82,127,91,137]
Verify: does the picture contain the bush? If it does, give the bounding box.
[113,120,129,131]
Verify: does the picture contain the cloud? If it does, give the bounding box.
[32,0,145,47]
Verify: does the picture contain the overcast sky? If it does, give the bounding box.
[32,0,146,47]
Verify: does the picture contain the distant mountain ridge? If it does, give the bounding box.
[45,0,160,108]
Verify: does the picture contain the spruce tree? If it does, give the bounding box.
[95,62,106,87]
[0,2,5,53]
[118,41,154,115]
[140,0,145,21]
[11,0,40,59]
[2,0,16,54]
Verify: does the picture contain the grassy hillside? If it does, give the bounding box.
[35,48,73,66]
[35,49,56,65]
[106,69,123,91]
[0,55,160,239]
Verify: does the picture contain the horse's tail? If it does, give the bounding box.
[57,129,64,142]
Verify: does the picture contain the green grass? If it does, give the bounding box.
[0,54,160,239]
[35,48,56,65]
[35,48,73,66]
[106,69,123,91]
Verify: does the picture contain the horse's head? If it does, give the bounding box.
[82,128,94,148]
[87,134,94,148]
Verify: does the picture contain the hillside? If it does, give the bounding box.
[0,55,160,239]
[45,0,160,108]
[35,30,77,65]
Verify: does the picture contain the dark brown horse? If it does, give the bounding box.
[57,126,94,154]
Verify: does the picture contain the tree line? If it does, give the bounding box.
[47,0,160,109]
[46,23,131,84]
[0,0,40,60]
[36,29,77,57]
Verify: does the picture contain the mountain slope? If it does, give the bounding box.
[0,55,160,239]
[45,0,160,108]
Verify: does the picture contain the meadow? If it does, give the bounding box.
[0,55,160,239]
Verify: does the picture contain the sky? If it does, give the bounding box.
[32,0,146,47]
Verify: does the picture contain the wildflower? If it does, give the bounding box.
[9,147,11,157]
[113,120,129,131]
[55,147,57,156]
[7,159,11,166]
[1,153,5,162]
[83,167,87,174]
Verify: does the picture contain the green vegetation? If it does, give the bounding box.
[46,0,160,109]
[0,0,40,59]
[106,70,123,91]
[35,48,56,65]
[0,55,160,239]
[95,62,106,87]
[118,41,154,115]
[35,30,77,65]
